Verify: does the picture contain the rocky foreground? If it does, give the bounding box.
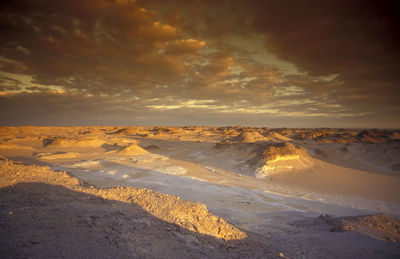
[1,159,400,258]
[0,159,276,258]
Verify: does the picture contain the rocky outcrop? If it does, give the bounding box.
[118,142,149,155]
[247,142,314,178]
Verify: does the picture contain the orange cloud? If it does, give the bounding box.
[166,39,206,55]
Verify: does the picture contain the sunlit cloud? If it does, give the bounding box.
[0,0,398,127]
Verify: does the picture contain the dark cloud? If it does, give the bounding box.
[249,0,400,111]
[0,0,192,93]
[0,76,22,91]
[0,0,399,127]
[139,1,400,114]
[252,1,400,75]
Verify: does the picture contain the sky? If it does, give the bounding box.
[0,0,399,128]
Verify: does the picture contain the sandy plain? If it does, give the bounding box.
[0,126,400,258]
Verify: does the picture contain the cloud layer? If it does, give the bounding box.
[0,0,399,127]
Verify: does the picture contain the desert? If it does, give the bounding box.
[2,0,400,258]
[1,126,400,258]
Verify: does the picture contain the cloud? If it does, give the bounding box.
[250,0,400,107]
[0,77,22,91]
[165,39,205,55]
[252,1,400,75]
[0,0,198,93]
[142,1,400,111]
[0,0,399,127]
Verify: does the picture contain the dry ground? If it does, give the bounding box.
[1,126,400,258]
